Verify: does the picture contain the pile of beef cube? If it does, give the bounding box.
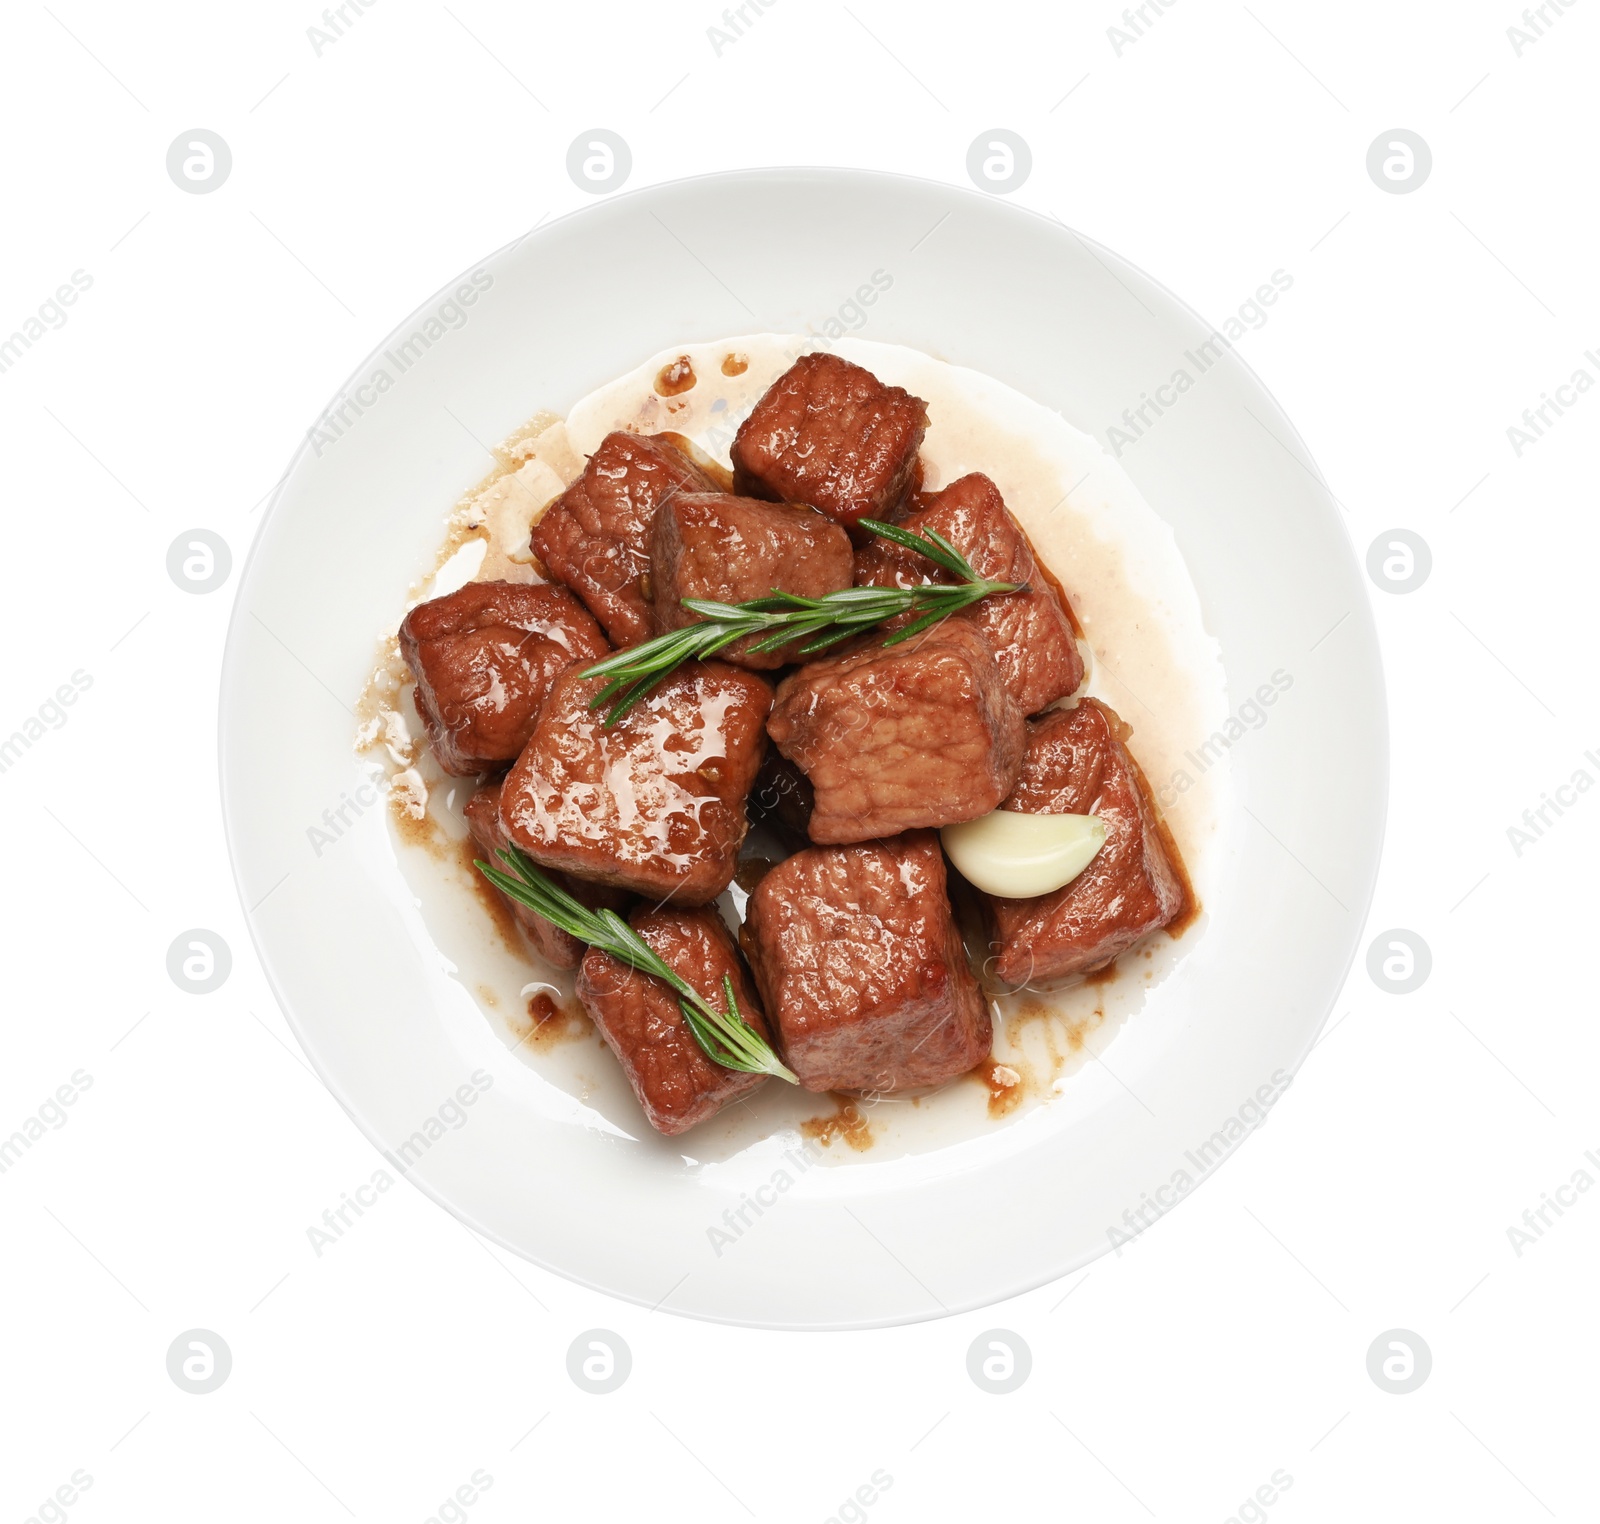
[400,352,1188,1137]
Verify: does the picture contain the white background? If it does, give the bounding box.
[3,2,1597,1520]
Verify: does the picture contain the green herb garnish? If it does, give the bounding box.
[579,518,1022,724]
[475,844,798,1084]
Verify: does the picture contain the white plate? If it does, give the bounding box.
[220,168,1386,1329]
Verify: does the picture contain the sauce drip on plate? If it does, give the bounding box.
[655,356,697,396]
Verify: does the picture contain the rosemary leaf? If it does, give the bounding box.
[578,519,1023,725]
[476,847,797,1084]
[855,518,969,579]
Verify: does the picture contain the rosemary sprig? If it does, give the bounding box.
[580,518,1022,724]
[475,844,798,1084]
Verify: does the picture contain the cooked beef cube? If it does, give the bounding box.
[463,782,630,971]
[731,353,928,534]
[746,749,815,848]
[853,472,1083,715]
[741,831,990,1093]
[766,619,1024,844]
[529,431,715,647]
[981,699,1189,986]
[649,493,854,668]
[499,660,771,904]
[398,580,610,775]
[577,907,769,1135]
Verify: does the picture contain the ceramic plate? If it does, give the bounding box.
[219,168,1385,1329]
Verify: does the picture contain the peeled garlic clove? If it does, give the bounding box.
[941,809,1106,898]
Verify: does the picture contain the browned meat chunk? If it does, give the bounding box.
[731,353,927,534]
[649,493,854,668]
[530,431,714,647]
[499,661,771,904]
[981,699,1189,986]
[741,832,990,1093]
[398,580,610,775]
[577,907,769,1135]
[854,472,1084,715]
[463,782,630,970]
[766,619,1024,844]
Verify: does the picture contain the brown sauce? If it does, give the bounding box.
[801,1096,875,1151]
[975,1058,1025,1118]
[655,356,697,396]
[392,786,450,858]
[518,991,594,1053]
[458,837,523,952]
[999,999,1104,1109]
[720,352,749,377]
[1010,997,1098,1049]
[458,838,594,1053]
